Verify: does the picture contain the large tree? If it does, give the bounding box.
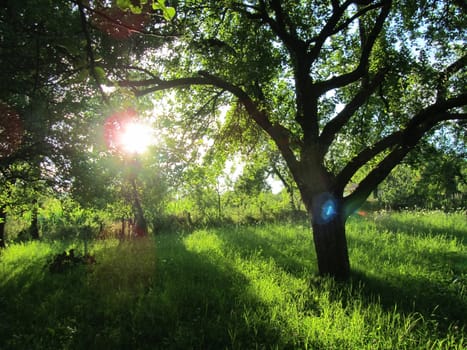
[104,0,466,280]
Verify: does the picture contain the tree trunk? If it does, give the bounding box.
[130,178,148,237]
[120,217,126,240]
[30,199,40,240]
[311,218,350,280]
[0,205,6,248]
[309,192,350,280]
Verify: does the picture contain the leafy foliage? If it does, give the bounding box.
[377,141,466,210]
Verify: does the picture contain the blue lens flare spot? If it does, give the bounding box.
[321,199,337,222]
[313,192,339,225]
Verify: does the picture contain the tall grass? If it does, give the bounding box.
[0,211,465,349]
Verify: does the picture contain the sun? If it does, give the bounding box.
[118,120,154,154]
[104,109,155,154]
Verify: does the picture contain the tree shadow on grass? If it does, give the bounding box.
[350,269,466,331]
[372,215,466,242]
[348,234,466,330]
[217,223,466,332]
[0,237,305,350]
[213,224,316,278]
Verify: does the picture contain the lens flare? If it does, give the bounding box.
[321,198,337,222]
[91,6,149,39]
[313,192,338,225]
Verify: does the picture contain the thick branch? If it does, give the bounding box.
[269,0,298,44]
[336,131,403,193]
[256,0,308,54]
[341,111,467,214]
[343,144,408,215]
[196,71,300,173]
[446,53,467,76]
[437,53,467,100]
[319,68,387,155]
[331,2,384,36]
[120,71,301,172]
[120,65,160,79]
[314,0,392,94]
[119,76,206,95]
[336,94,467,192]
[331,0,340,11]
[77,0,109,104]
[308,0,354,60]
[405,93,467,130]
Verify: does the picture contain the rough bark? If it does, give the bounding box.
[312,218,350,280]
[306,191,350,280]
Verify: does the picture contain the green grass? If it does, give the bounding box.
[0,211,465,349]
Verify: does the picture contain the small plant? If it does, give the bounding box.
[47,249,96,273]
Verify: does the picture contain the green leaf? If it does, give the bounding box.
[129,5,143,14]
[152,0,162,11]
[94,67,107,83]
[163,6,176,20]
[117,0,132,10]
[75,69,89,83]
[152,0,175,20]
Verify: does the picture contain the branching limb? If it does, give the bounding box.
[336,131,403,192]
[319,68,388,155]
[119,76,206,96]
[336,93,467,193]
[120,65,160,79]
[331,0,341,12]
[195,72,298,167]
[313,0,392,94]
[308,0,354,57]
[119,71,301,172]
[269,0,299,43]
[331,2,384,36]
[77,0,109,105]
[437,53,467,101]
[250,0,308,54]
[340,108,467,214]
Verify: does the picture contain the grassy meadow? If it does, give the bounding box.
[0,211,465,349]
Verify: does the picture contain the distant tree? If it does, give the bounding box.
[377,142,466,210]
